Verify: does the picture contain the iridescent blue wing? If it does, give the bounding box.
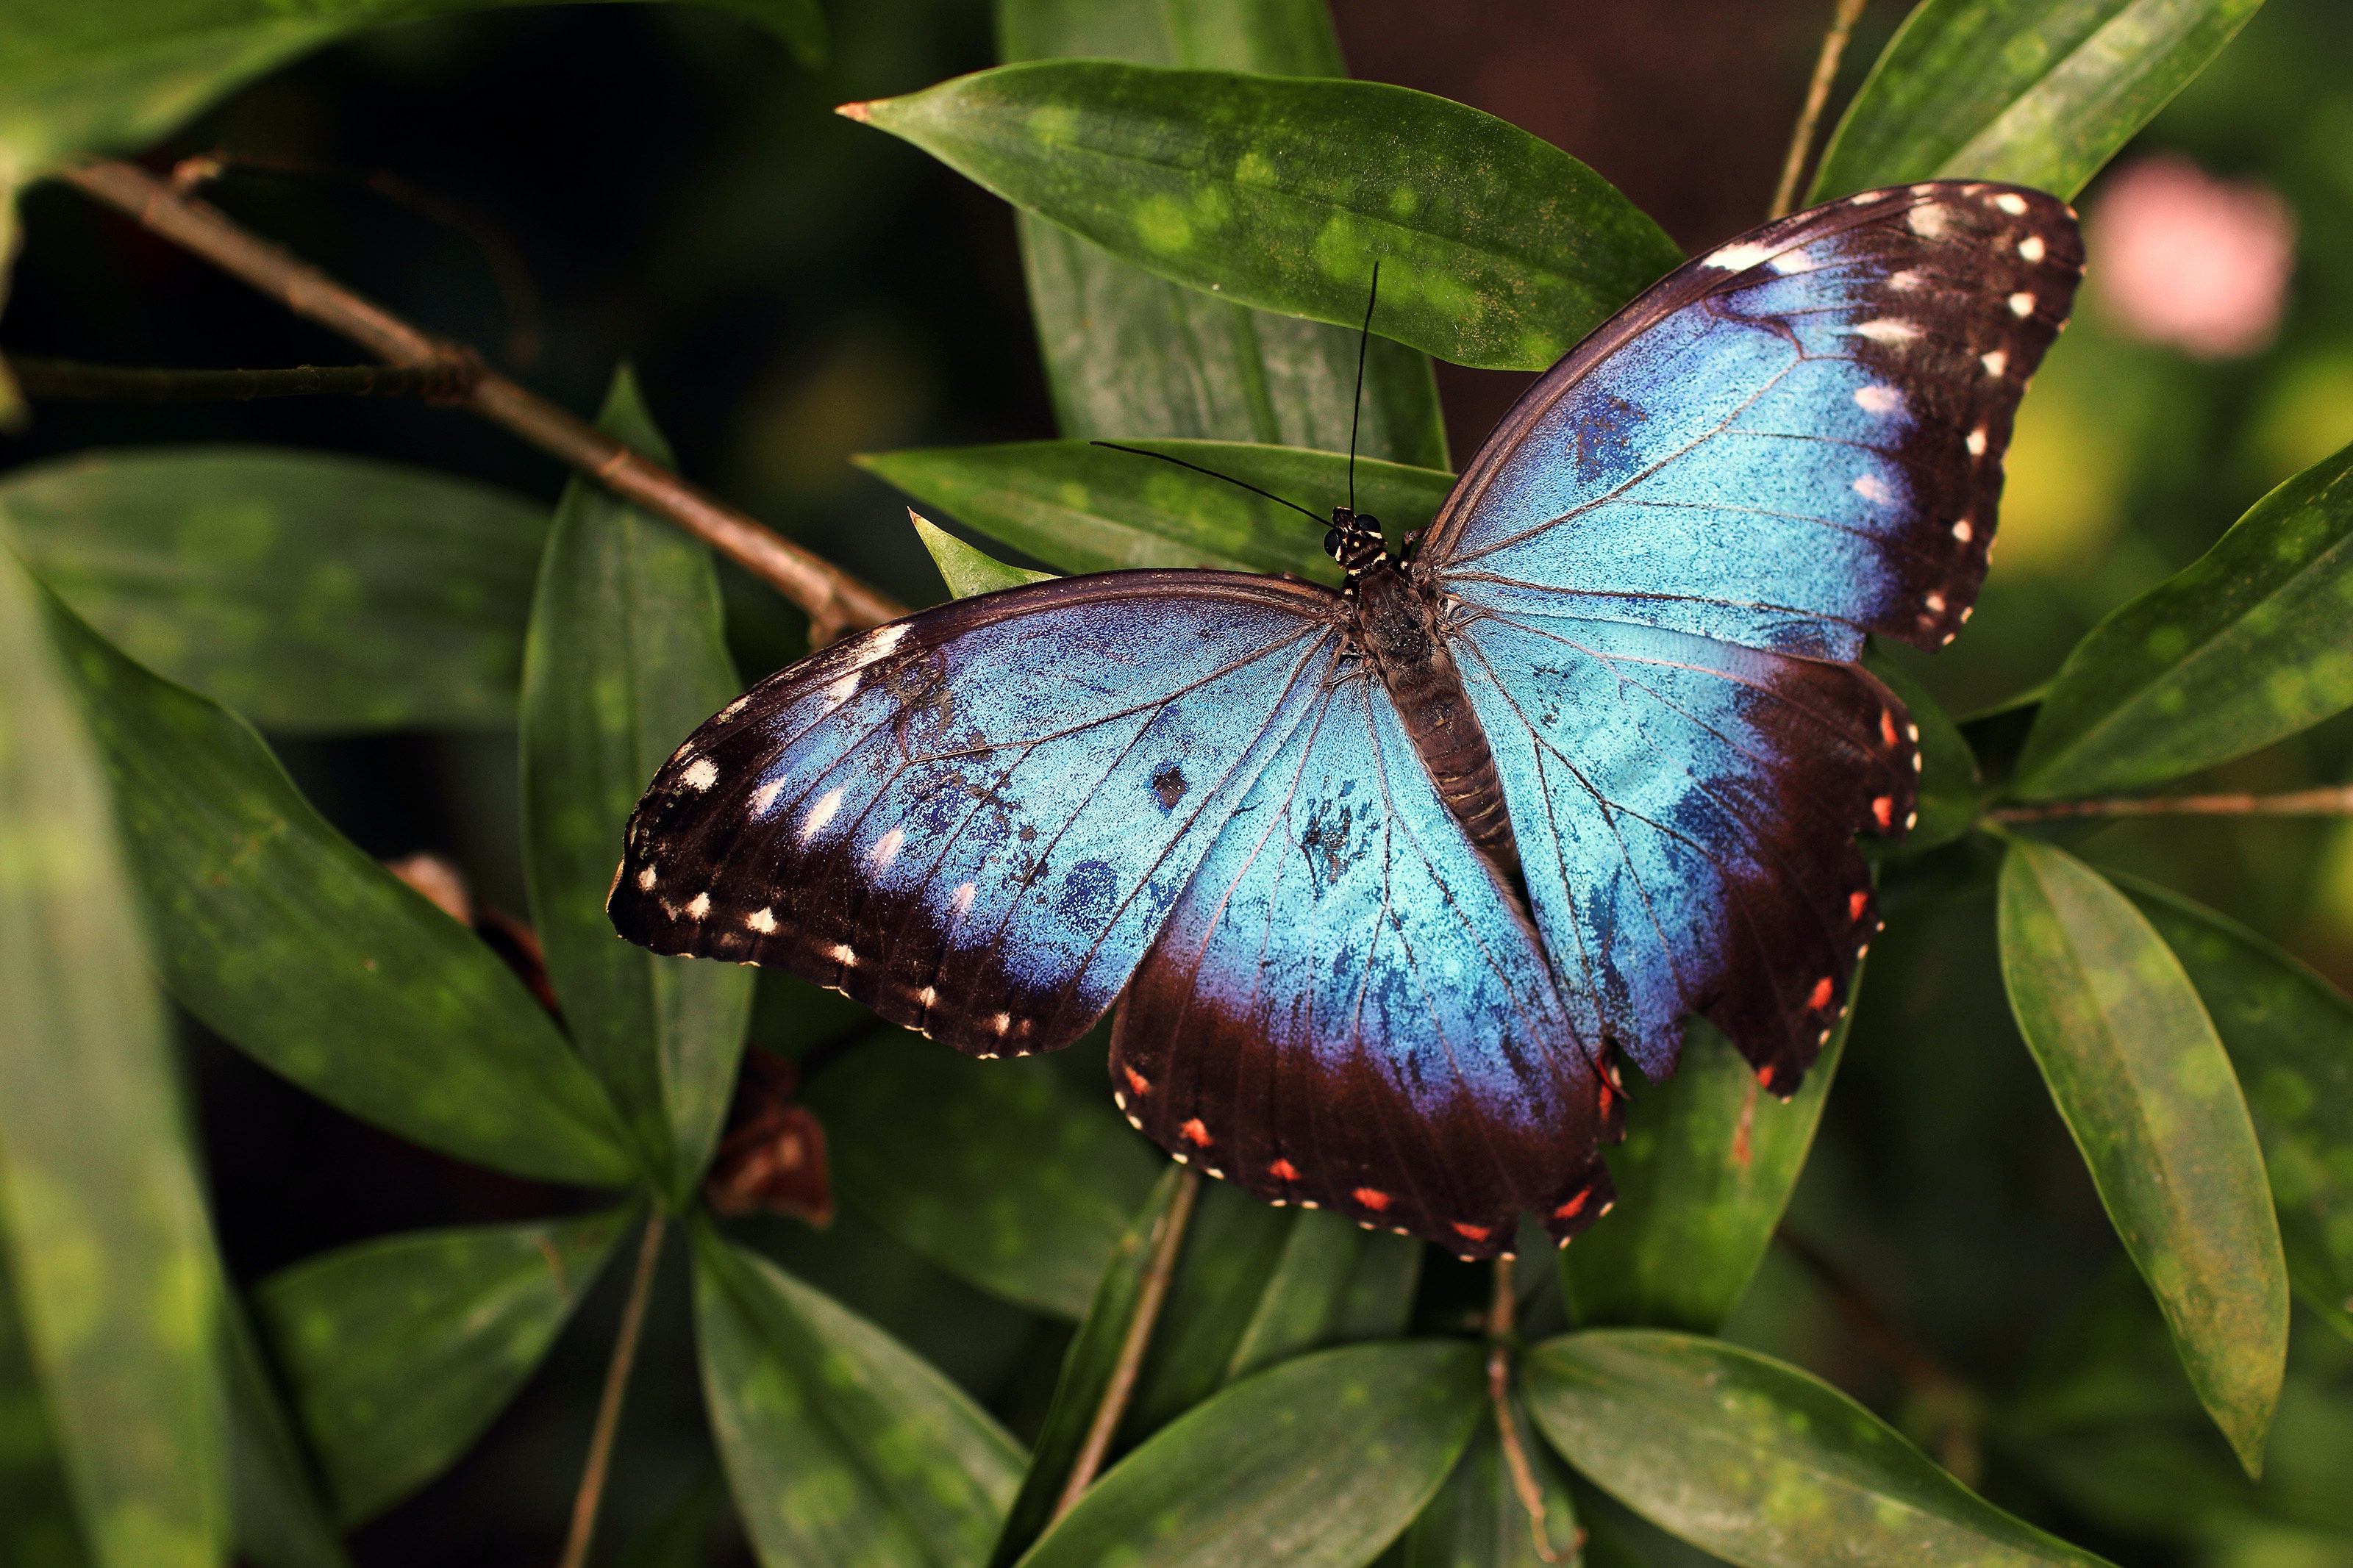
[1422,181,2085,659]
[608,573,1340,1059]
[1111,670,1617,1259]
[1418,182,2082,1086]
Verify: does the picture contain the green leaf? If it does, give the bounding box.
[36,583,638,1189]
[803,1033,1161,1318]
[1809,0,2268,202]
[692,1224,1023,1568]
[1218,1205,1424,1383]
[2013,440,2353,798]
[0,448,547,732]
[854,62,1682,372]
[1996,839,2288,1472]
[1863,659,1980,853]
[913,512,1057,599]
[2113,874,2353,1344]
[1,1249,90,1568]
[522,369,752,1205]
[998,0,1447,467]
[860,438,1454,581]
[252,1209,633,1526]
[1525,1330,2114,1567]
[0,549,225,1568]
[1024,1340,1484,1568]
[617,1471,724,1568]
[989,1169,1189,1568]
[0,0,824,177]
[1563,1013,1847,1334]
[1396,1404,1584,1567]
[220,1294,349,1568]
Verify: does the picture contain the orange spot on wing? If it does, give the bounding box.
[1597,1079,1615,1115]
[1268,1159,1301,1182]
[1871,795,1894,829]
[1879,709,1900,748]
[1452,1222,1492,1242]
[1849,889,1870,921]
[1179,1117,1211,1147]
[1124,1067,1151,1096]
[1807,975,1835,1010]
[1758,1064,1777,1089]
[1352,1186,1393,1212]
[1552,1190,1590,1220]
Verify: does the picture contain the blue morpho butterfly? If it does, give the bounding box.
[609,181,2083,1259]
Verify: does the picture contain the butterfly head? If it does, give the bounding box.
[1324,509,1388,579]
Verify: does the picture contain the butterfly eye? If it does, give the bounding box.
[1324,527,1343,559]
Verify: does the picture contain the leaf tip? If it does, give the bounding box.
[835,99,874,123]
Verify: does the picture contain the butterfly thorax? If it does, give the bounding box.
[1329,509,1525,892]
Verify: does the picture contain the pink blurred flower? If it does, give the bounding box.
[2088,154,2297,359]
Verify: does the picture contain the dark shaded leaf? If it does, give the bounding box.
[38,584,638,1188]
[804,1032,1161,1318]
[0,549,224,1568]
[2115,874,2353,1343]
[998,0,1446,467]
[692,1224,1022,1568]
[221,1292,349,1568]
[860,438,1453,581]
[616,1470,725,1568]
[1526,1330,2113,1567]
[1563,1013,1847,1334]
[522,370,751,1203]
[2015,440,2353,798]
[253,1209,632,1525]
[913,512,1057,599]
[1397,1403,1582,1567]
[1810,0,2268,202]
[854,62,1682,372]
[0,447,546,731]
[1996,839,2287,1472]
[1024,1340,1485,1568]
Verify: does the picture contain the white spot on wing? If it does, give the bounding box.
[1702,240,1775,272]
[1853,385,1900,415]
[1768,248,1812,273]
[2018,234,2046,263]
[799,786,844,841]
[751,778,787,817]
[821,671,860,714]
[2009,291,2036,317]
[918,986,936,1008]
[718,694,751,722]
[1994,192,2028,215]
[1952,519,1974,542]
[1982,349,2009,378]
[1854,318,1919,343]
[1965,427,1988,456]
[686,892,712,920]
[949,882,976,918]
[682,757,719,792]
[1887,269,1923,292]
[846,622,909,670]
[1924,592,1947,612]
[1853,474,1893,504]
[636,864,657,891]
[1907,204,1949,238]
[869,827,904,868]
[747,907,777,934]
[829,943,857,966]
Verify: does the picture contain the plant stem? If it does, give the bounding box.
[1485,1256,1565,1564]
[1050,1167,1201,1522]
[60,160,906,645]
[1991,784,2353,821]
[1770,0,1871,218]
[559,1211,667,1568]
[12,357,478,402]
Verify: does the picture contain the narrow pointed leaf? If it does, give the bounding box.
[1810,0,2268,202]
[2114,873,2353,1343]
[253,1209,633,1526]
[1219,1207,1421,1382]
[1526,1331,2114,1567]
[860,439,1453,580]
[1398,1404,1583,1567]
[803,1033,1160,1318]
[36,584,636,1188]
[1022,1340,1485,1568]
[1563,1014,1847,1334]
[693,1225,1023,1568]
[913,512,1056,599]
[0,550,225,1568]
[220,1295,349,1568]
[0,448,546,731]
[999,0,1446,466]
[2015,440,2353,798]
[1996,840,2287,1472]
[523,369,751,1203]
[853,62,1682,372]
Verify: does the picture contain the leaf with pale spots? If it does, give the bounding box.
[691,1222,1022,1568]
[1021,1339,1485,1568]
[848,62,1682,371]
[1810,0,2268,202]
[862,439,1455,582]
[912,511,1056,600]
[523,368,752,1204]
[0,447,546,732]
[1525,1331,2116,1567]
[1997,840,2287,1473]
[2015,439,2353,798]
[1563,1014,1847,1334]
[2115,873,2353,1345]
[804,1032,1160,1318]
[35,581,638,1188]
[251,1208,634,1526]
[0,549,226,1568]
[998,0,1447,467]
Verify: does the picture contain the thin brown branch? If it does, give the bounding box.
[1485,1257,1567,1564]
[62,159,905,644]
[1992,784,2353,822]
[1771,0,1871,218]
[12,357,479,403]
[559,1211,667,1568]
[1051,1167,1202,1522]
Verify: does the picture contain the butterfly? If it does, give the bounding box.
[609,181,2082,1259]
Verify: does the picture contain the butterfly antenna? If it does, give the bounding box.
[1348,260,1380,514]
[1090,442,1324,524]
